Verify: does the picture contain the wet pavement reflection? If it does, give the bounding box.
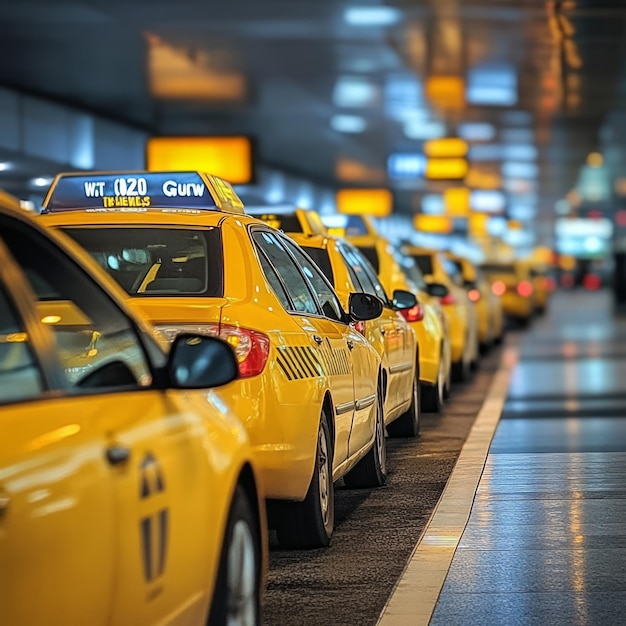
[431,290,626,626]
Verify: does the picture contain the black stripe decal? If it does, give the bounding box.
[277,356,293,380]
[295,346,317,377]
[141,517,152,581]
[290,347,312,378]
[157,509,168,576]
[282,348,305,379]
[305,347,322,375]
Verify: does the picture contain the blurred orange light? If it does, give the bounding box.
[426,76,465,110]
[469,213,489,236]
[424,138,468,158]
[337,188,393,217]
[147,136,253,184]
[426,158,468,180]
[468,288,481,302]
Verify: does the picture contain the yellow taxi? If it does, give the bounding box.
[330,214,451,412]
[447,253,504,351]
[529,262,553,314]
[403,246,479,382]
[480,260,535,326]
[286,232,422,436]
[0,196,266,624]
[41,171,386,549]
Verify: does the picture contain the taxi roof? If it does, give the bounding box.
[42,171,245,215]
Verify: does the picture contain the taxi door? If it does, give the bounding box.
[0,220,213,626]
[281,239,377,462]
[103,392,215,626]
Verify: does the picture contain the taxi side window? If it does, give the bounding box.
[257,251,292,310]
[0,219,152,392]
[280,238,345,323]
[0,284,44,404]
[339,243,388,304]
[252,231,318,315]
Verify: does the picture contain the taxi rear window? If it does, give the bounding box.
[62,227,223,297]
[412,255,433,275]
[253,213,303,233]
[480,263,516,275]
[302,247,334,285]
[356,246,380,273]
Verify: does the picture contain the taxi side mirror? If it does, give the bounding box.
[392,289,418,311]
[349,292,383,321]
[168,335,238,389]
[426,282,449,298]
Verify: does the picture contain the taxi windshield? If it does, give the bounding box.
[356,246,380,273]
[62,227,223,297]
[412,255,433,275]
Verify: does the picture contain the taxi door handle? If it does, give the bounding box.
[312,335,323,345]
[347,340,354,351]
[380,328,386,336]
[106,445,131,466]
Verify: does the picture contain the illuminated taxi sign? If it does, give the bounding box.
[42,171,245,215]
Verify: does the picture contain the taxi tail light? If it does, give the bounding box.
[491,281,506,297]
[440,293,456,306]
[516,280,533,298]
[468,288,481,303]
[354,320,366,335]
[155,323,269,378]
[218,324,270,378]
[400,304,425,323]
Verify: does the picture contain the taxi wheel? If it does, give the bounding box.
[276,413,334,549]
[208,484,261,626]
[344,391,388,487]
[388,374,421,436]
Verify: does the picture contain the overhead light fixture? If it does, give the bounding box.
[501,128,534,143]
[470,190,506,213]
[331,114,366,133]
[458,122,495,142]
[404,120,446,140]
[387,154,427,179]
[509,204,536,220]
[468,144,503,161]
[344,7,401,27]
[0,162,11,172]
[502,162,538,178]
[587,152,604,168]
[467,65,517,107]
[424,138,468,158]
[422,194,445,215]
[503,145,538,161]
[31,177,53,188]
[333,76,377,108]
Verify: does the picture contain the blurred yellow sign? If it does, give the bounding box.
[414,214,453,233]
[465,167,501,190]
[336,188,393,217]
[444,187,470,217]
[426,77,465,110]
[147,136,253,184]
[424,138,468,158]
[469,213,489,237]
[508,219,523,231]
[426,158,468,180]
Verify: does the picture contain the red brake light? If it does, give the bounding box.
[400,304,425,322]
[218,324,270,378]
[354,320,366,335]
[545,277,557,291]
[516,280,533,298]
[583,274,602,291]
[468,288,481,302]
[440,293,456,306]
[491,281,506,297]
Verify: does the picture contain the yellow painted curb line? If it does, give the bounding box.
[377,345,519,626]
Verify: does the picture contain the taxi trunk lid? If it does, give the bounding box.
[128,297,227,326]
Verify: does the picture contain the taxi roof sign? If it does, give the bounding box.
[42,171,245,215]
[246,206,327,237]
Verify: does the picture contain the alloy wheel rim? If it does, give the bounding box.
[226,520,257,626]
[318,428,330,528]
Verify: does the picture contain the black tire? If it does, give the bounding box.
[344,390,388,486]
[452,358,469,383]
[208,484,261,626]
[275,413,334,549]
[388,372,421,436]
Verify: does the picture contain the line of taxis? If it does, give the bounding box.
[0,171,550,625]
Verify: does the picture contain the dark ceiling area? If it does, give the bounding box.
[1,0,626,219]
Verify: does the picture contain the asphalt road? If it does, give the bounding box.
[263,345,504,626]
